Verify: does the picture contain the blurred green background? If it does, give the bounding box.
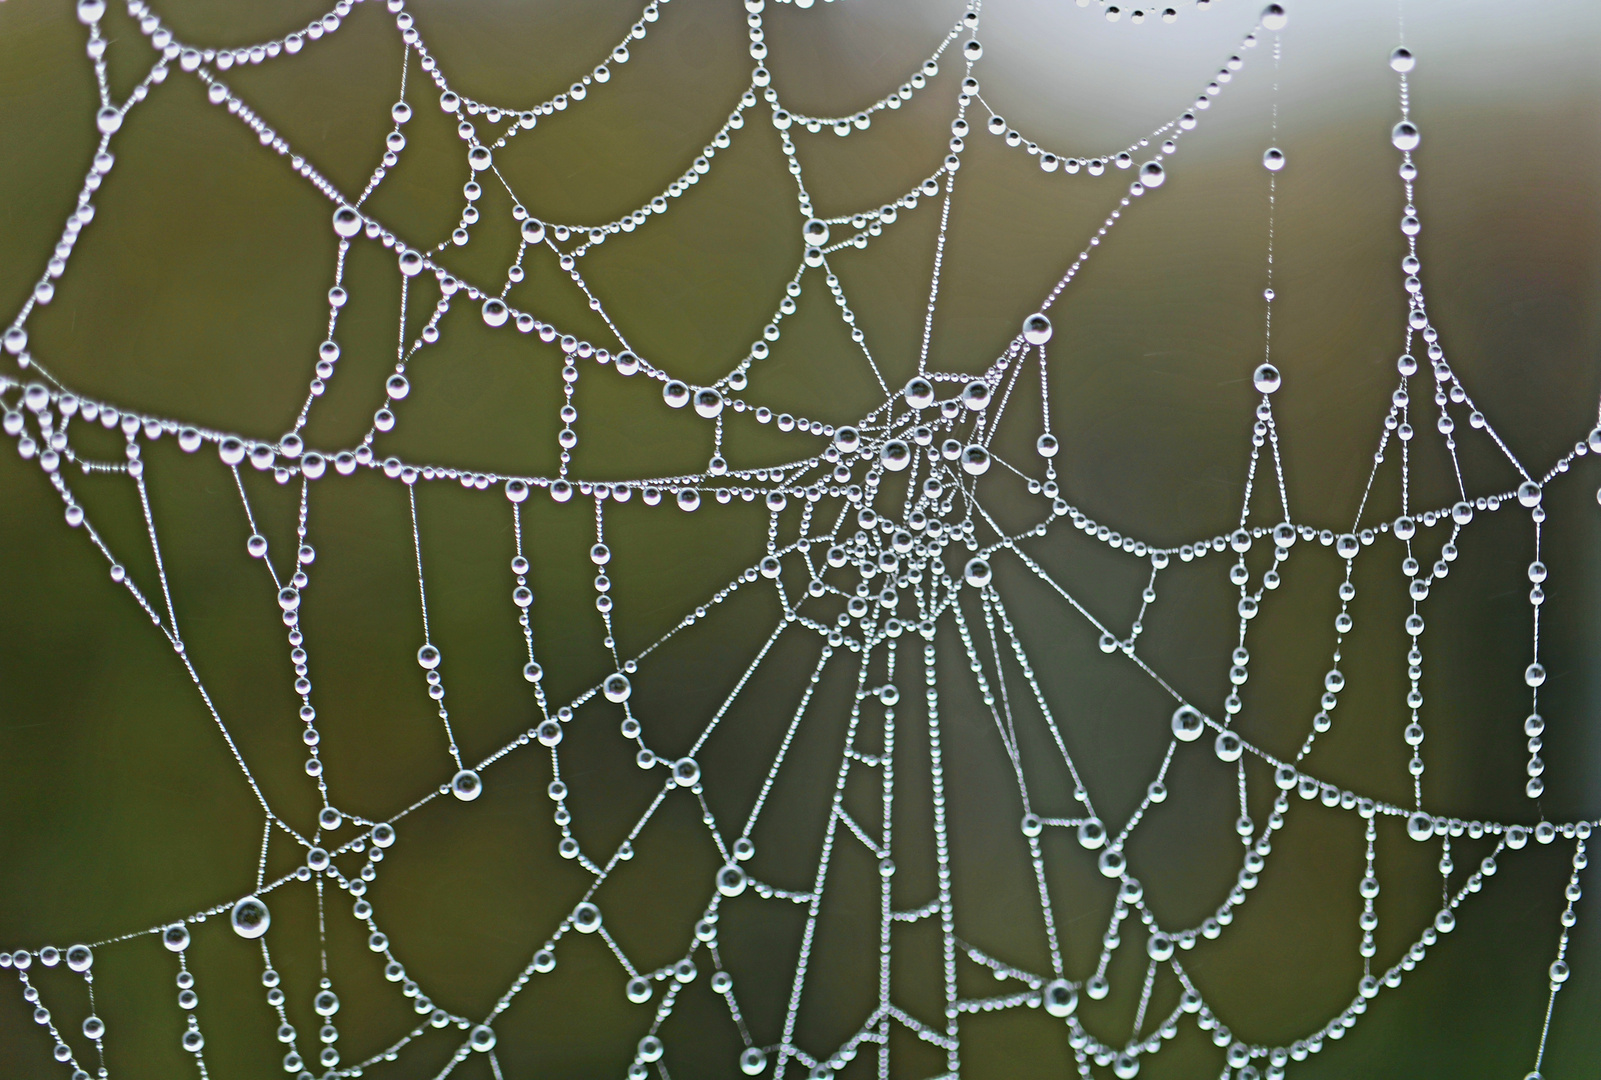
[1,0,1598,1077]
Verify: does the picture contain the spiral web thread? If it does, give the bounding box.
[0,1,1594,1079]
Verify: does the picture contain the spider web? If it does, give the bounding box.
[0,1,1594,1079]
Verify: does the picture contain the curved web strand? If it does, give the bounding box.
[0,3,1594,1080]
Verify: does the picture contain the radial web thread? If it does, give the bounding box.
[0,1,1594,1080]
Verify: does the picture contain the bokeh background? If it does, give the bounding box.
[1,0,1598,1077]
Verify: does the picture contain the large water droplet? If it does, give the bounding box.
[1022,313,1052,345]
[332,206,362,238]
[451,769,482,801]
[1042,978,1078,1017]
[230,896,271,939]
[572,901,602,932]
[1214,730,1243,761]
[1171,705,1204,741]
[717,864,748,896]
[903,377,935,409]
[1391,121,1420,152]
[693,387,724,418]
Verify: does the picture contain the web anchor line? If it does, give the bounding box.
[0,2,1595,1080]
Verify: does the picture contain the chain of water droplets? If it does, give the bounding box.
[0,1,1595,1079]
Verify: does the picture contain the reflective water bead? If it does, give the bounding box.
[332,205,362,237]
[1022,313,1052,345]
[451,769,483,801]
[1172,704,1205,741]
[1043,978,1078,1016]
[694,387,725,418]
[1214,731,1243,761]
[964,558,992,587]
[572,902,602,932]
[672,757,701,787]
[231,896,271,939]
[903,377,935,408]
[881,440,911,471]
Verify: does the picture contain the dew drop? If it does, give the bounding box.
[1391,121,1420,152]
[451,769,482,801]
[1172,705,1204,741]
[693,387,725,418]
[881,440,911,472]
[1022,313,1053,345]
[332,205,362,238]
[230,896,271,939]
[1043,978,1078,1016]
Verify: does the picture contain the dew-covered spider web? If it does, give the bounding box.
[0,0,1597,1079]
